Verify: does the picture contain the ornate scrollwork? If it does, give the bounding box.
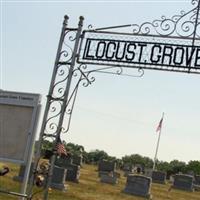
[79,65,144,79]
[192,0,199,6]
[78,64,96,87]
[44,100,62,136]
[52,65,70,99]
[50,29,78,100]
[132,1,200,38]
[43,28,80,137]
[88,24,94,30]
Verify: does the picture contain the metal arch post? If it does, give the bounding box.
[27,15,70,197]
[43,16,84,200]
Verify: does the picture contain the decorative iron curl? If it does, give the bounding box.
[115,66,123,75]
[137,68,144,77]
[80,65,144,78]
[132,1,200,38]
[88,24,94,30]
[192,0,199,6]
[49,29,79,100]
[78,64,96,87]
[59,50,71,63]
[61,29,77,62]
[44,101,63,135]
[52,64,70,99]
[64,29,77,43]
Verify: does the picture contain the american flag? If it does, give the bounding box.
[56,138,67,156]
[156,117,163,132]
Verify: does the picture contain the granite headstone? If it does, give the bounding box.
[51,166,67,191]
[194,175,200,185]
[100,172,118,185]
[65,164,80,183]
[123,174,152,198]
[72,155,83,166]
[123,163,134,177]
[55,156,72,168]
[98,160,116,172]
[144,168,153,178]
[152,171,166,184]
[172,174,194,191]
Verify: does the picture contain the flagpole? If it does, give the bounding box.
[153,112,164,171]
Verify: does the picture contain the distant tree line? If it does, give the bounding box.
[41,140,200,176]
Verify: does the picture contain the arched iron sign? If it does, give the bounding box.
[29,1,200,199]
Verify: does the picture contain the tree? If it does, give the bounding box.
[186,160,200,175]
[169,160,186,174]
[65,142,85,156]
[86,150,109,163]
[122,154,153,168]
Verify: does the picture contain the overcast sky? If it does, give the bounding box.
[1,0,200,163]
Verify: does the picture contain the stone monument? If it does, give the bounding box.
[123,174,152,198]
[172,174,194,191]
[152,171,166,184]
[51,166,67,191]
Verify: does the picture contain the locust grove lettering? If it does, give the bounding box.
[78,31,200,72]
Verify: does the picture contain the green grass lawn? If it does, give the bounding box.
[0,163,200,200]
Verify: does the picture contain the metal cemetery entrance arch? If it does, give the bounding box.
[36,0,200,199]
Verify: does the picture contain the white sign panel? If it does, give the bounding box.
[0,90,41,164]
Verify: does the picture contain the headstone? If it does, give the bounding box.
[144,168,153,178]
[51,166,67,191]
[194,175,200,191]
[98,160,116,172]
[98,171,110,177]
[72,155,83,166]
[55,156,80,183]
[100,173,118,185]
[187,170,195,176]
[172,174,194,191]
[169,175,174,183]
[152,171,166,184]
[194,175,200,185]
[13,163,34,182]
[123,174,152,198]
[114,171,121,178]
[123,163,134,177]
[65,164,80,183]
[55,156,72,168]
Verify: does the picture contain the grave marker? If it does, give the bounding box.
[144,168,153,178]
[172,174,194,191]
[98,160,116,172]
[51,166,67,191]
[194,175,200,185]
[100,173,118,185]
[123,163,134,177]
[123,174,152,198]
[65,164,80,183]
[55,156,72,168]
[72,155,83,166]
[152,171,166,184]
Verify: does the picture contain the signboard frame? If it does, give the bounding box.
[0,90,41,165]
